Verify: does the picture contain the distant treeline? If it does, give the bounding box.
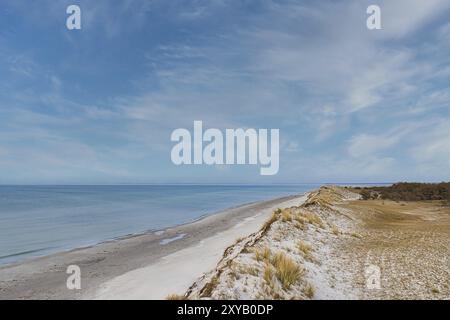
[352,183,450,201]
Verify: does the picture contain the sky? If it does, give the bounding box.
[0,0,450,184]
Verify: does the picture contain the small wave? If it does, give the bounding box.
[0,247,56,261]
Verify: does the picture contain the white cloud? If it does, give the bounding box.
[348,134,400,158]
[379,0,450,38]
[410,120,450,163]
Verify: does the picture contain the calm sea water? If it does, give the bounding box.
[0,184,320,265]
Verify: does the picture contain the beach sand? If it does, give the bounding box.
[0,193,308,300]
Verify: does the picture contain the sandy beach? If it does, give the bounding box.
[0,193,308,300]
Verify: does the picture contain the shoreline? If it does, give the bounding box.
[0,194,297,269]
[0,193,308,300]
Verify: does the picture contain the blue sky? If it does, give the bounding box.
[1,0,450,184]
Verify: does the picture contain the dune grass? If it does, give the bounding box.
[331,225,340,235]
[271,252,303,290]
[303,212,324,227]
[281,209,293,222]
[304,282,315,298]
[297,240,313,261]
[263,264,275,286]
[254,247,272,262]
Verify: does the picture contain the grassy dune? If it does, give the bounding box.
[170,185,450,300]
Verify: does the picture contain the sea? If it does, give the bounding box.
[0,184,323,265]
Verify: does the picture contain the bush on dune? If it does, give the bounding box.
[355,182,450,202]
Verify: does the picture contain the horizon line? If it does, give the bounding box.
[0,182,422,187]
